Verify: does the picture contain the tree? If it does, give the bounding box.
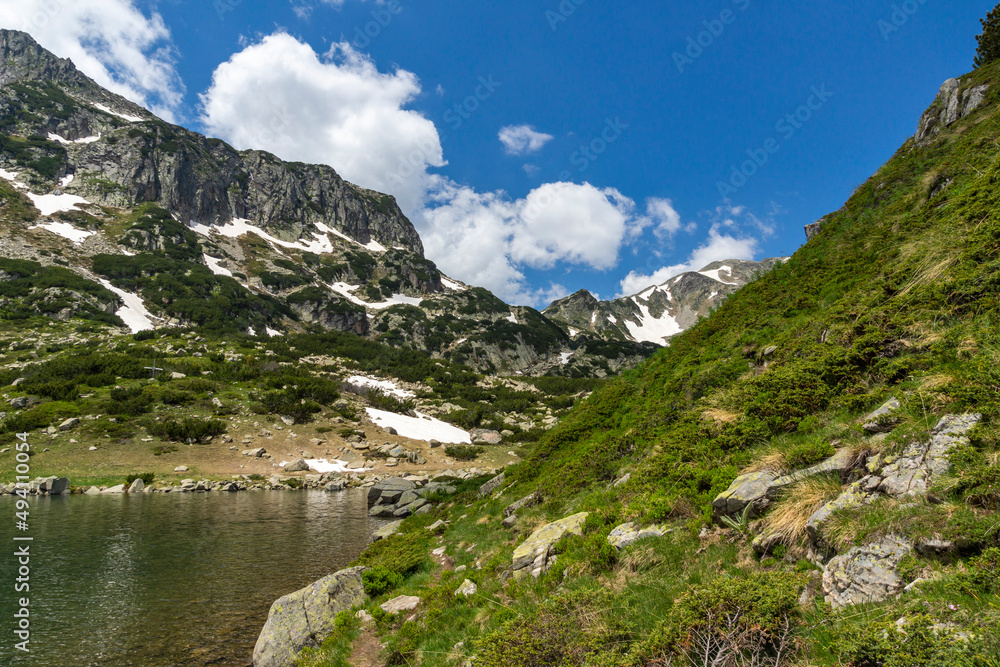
[975,3,1000,68]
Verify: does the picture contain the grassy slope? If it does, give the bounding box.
[311,63,1000,666]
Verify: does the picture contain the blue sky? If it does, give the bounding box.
[2,0,995,306]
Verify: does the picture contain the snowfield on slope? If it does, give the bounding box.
[366,408,471,444]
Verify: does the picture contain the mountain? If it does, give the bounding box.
[281,58,1000,667]
[0,29,666,377]
[544,258,785,345]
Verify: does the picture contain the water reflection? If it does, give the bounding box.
[0,489,372,666]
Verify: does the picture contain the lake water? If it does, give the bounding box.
[0,489,374,666]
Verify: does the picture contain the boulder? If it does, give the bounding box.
[367,477,416,507]
[861,397,902,433]
[243,448,267,458]
[284,459,310,473]
[174,466,189,472]
[380,595,421,615]
[878,414,980,497]
[916,79,991,144]
[454,579,478,597]
[607,522,667,550]
[58,417,80,431]
[38,477,69,495]
[511,512,588,579]
[127,478,145,494]
[470,429,502,445]
[806,483,869,543]
[252,566,367,667]
[373,520,403,541]
[478,472,505,497]
[823,535,912,610]
[9,397,27,409]
[102,484,126,494]
[503,492,540,518]
[714,449,858,521]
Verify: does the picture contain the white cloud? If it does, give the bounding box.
[419,179,642,305]
[618,226,758,296]
[0,0,185,120]
[499,125,554,156]
[198,33,443,215]
[646,198,683,240]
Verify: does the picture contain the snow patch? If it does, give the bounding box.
[699,266,739,285]
[366,408,471,444]
[607,314,618,325]
[325,282,422,310]
[265,327,282,337]
[590,311,598,325]
[348,376,416,400]
[569,327,580,338]
[441,277,465,291]
[59,173,75,188]
[559,352,572,365]
[507,312,518,324]
[98,280,157,333]
[624,303,681,345]
[30,221,95,245]
[25,191,91,217]
[203,254,233,277]
[0,167,24,187]
[93,103,145,123]
[47,132,101,145]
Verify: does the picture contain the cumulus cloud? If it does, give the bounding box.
[198,33,443,215]
[419,179,644,305]
[646,198,683,240]
[618,226,759,296]
[0,0,185,120]
[499,125,554,156]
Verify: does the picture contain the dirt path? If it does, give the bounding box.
[349,626,384,667]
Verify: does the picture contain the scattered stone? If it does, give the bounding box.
[9,397,27,409]
[127,478,144,494]
[85,486,101,495]
[174,466,189,472]
[355,610,374,624]
[822,535,912,610]
[429,439,442,448]
[386,427,398,436]
[88,446,98,451]
[253,567,366,667]
[101,484,126,494]
[169,372,186,380]
[243,448,267,458]
[511,512,588,579]
[380,595,421,615]
[607,522,668,550]
[426,520,446,531]
[454,579,478,597]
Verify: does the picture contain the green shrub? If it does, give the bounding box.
[146,417,226,442]
[830,613,991,667]
[353,531,427,576]
[444,444,484,461]
[955,548,1000,594]
[362,565,403,597]
[784,437,836,469]
[476,610,589,667]
[125,472,155,486]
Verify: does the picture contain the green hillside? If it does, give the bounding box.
[304,62,1000,667]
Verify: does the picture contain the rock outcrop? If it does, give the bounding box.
[510,512,588,579]
[253,566,366,667]
[607,522,668,550]
[822,535,912,609]
[916,78,991,145]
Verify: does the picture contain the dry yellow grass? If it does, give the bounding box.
[760,475,843,546]
[701,407,739,425]
[741,451,789,475]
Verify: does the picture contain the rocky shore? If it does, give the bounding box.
[0,466,500,496]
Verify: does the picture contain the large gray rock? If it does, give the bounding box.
[861,397,901,433]
[253,566,367,667]
[714,448,858,522]
[878,414,980,497]
[373,520,403,541]
[38,476,69,495]
[379,595,421,615]
[58,417,80,431]
[367,477,416,507]
[101,484,126,494]
[607,522,667,550]
[822,535,912,609]
[511,512,588,579]
[478,472,505,497]
[127,478,145,494]
[916,78,991,144]
[243,448,267,458]
[283,459,310,473]
[470,429,502,445]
